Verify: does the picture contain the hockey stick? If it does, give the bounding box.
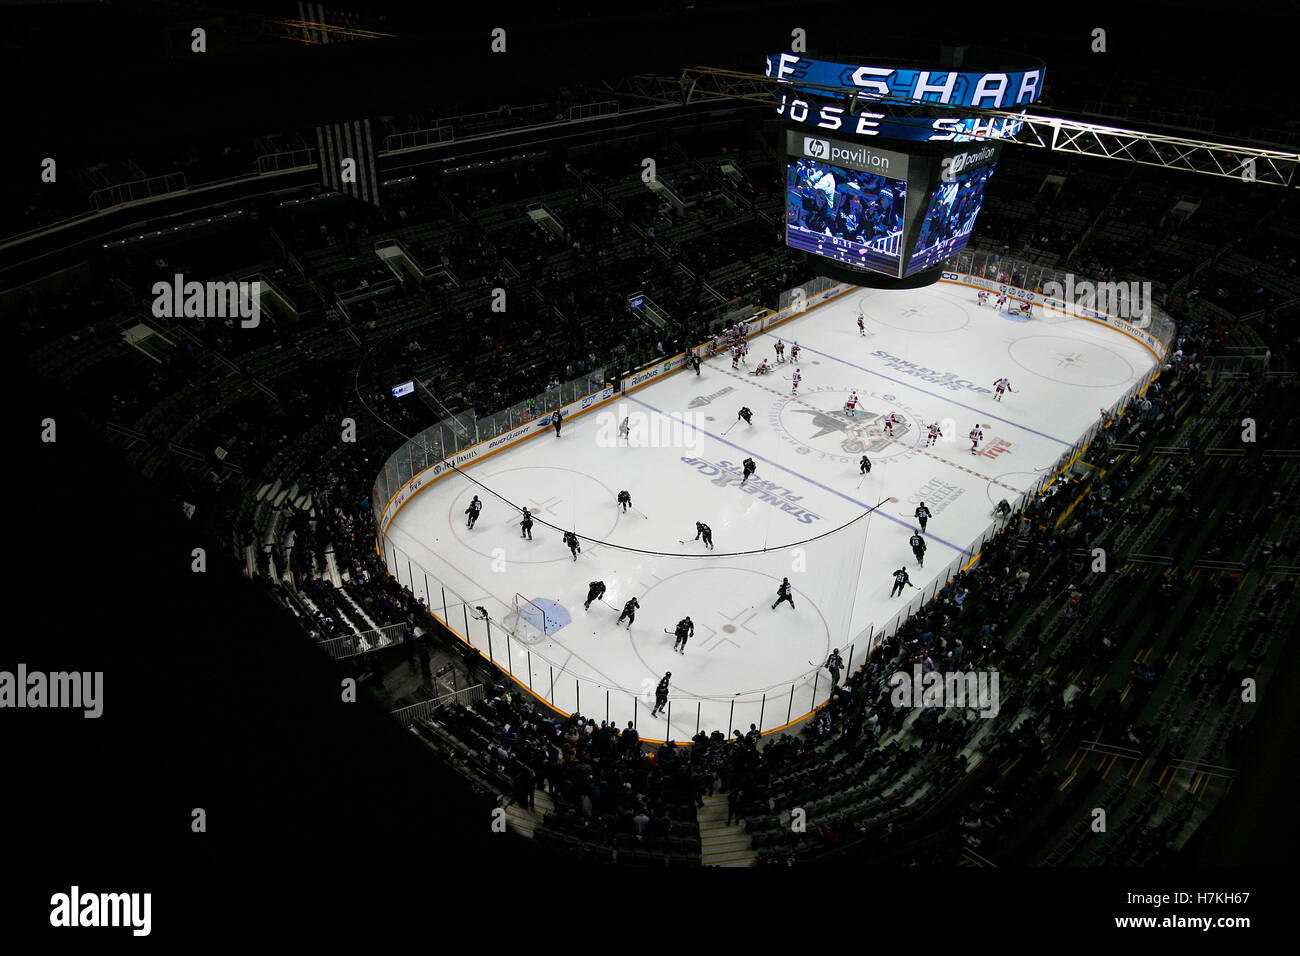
[722,421,738,436]
[632,507,649,520]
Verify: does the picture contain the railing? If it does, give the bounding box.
[378,557,851,739]
[567,100,620,121]
[371,368,614,526]
[382,127,455,153]
[318,622,406,659]
[392,684,486,722]
[370,261,1174,740]
[255,148,317,175]
[89,172,188,211]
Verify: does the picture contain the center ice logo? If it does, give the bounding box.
[769,387,923,465]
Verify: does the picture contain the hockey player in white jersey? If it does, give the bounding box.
[968,424,984,455]
[926,422,943,447]
[791,368,802,396]
[992,377,1013,401]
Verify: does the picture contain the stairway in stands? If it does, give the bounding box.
[697,794,757,866]
[504,789,554,838]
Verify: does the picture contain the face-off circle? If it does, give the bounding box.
[768,386,924,466]
[627,566,832,698]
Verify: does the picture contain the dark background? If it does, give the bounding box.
[3,0,1292,940]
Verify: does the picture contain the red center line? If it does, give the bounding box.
[711,357,1026,496]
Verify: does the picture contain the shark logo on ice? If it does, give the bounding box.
[770,388,921,464]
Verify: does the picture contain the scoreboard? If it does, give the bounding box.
[775,50,1037,282]
[785,131,1002,280]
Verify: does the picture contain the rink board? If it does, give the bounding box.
[378,275,1161,741]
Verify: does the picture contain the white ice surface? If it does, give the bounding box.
[384,282,1156,740]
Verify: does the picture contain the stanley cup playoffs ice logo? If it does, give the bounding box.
[769,386,924,465]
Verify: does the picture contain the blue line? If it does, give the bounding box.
[624,393,969,556]
[773,335,1072,446]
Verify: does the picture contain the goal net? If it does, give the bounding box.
[503,593,549,645]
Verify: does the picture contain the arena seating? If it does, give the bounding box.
[13,90,1300,866]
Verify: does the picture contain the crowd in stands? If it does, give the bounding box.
[13,94,1300,865]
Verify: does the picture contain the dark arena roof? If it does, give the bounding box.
[4,0,1297,941]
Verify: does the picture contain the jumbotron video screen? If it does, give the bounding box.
[906,160,999,275]
[785,157,908,275]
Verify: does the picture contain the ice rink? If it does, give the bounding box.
[382,280,1159,740]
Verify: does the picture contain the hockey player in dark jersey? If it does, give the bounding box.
[825,648,843,685]
[673,616,694,654]
[617,597,640,628]
[738,406,753,426]
[772,577,795,610]
[465,495,482,529]
[650,671,670,717]
[694,522,714,549]
[617,490,632,513]
[914,502,932,532]
[860,455,871,475]
[890,567,912,597]
[741,457,757,485]
[519,506,533,539]
[563,530,581,561]
[584,581,607,611]
[909,529,927,567]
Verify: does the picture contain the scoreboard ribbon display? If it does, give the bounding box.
[766,54,1045,143]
